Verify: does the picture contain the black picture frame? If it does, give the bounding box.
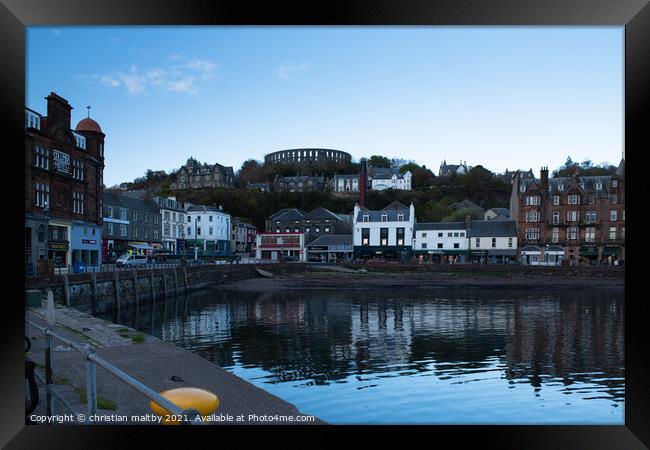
[1,0,646,447]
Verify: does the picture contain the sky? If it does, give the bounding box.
[26,26,624,187]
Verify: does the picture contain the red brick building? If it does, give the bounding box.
[25,93,105,274]
[510,161,625,265]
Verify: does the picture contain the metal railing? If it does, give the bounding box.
[25,319,203,424]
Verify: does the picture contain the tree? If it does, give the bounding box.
[368,155,391,168]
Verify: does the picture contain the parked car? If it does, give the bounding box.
[116,253,149,268]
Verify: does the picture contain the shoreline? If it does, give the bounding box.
[221,271,625,292]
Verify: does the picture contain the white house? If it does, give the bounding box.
[370,171,412,191]
[413,222,469,263]
[333,174,360,193]
[185,205,231,256]
[352,201,415,261]
[155,196,186,253]
[468,220,518,263]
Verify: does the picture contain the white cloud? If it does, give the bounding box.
[276,62,312,79]
[87,57,217,95]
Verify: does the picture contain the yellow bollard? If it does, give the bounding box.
[150,387,220,425]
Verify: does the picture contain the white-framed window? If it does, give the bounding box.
[525,196,540,206]
[188,216,191,223]
[610,210,617,221]
[107,206,113,218]
[475,237,481,247]
[99,143,104,158]
[34,146,49,169]
[585,227,596,242]
[567,210,579,222]
[596,182,602,190]
[133,211,138,221]
[551,228,559,243]
[154,229,158,239]
[25,109,41,129]
[381,213,388,222]
[120,208,127,220]
[553,195,560,205]
[585,211,596,223]
[558,184,564,191]
[621,227,625,240]
[73,192,84,214]
[552,211,560,224]
[397,213,404,221]
[609,227,617,240]
[133,227,138,238]
[460,232,465,237]
[491,238,496,248]
[520,183,526,192]
[74,133,86,149]
[525,228,539,240]
[33,182,49,208]
[164,224,170,237]
[209,227,213,235]
[508,237,513,248]
[568,194,580,205]
[526,211,540,222]
[363,214,369,222]
[448,232,453,237]
[611,193,617,204]
[209,215,213,222]
[120,224,127,237]
[144,213,148,223]
[325,227,330,232]
[567,227,578,240]
[421,243,427,249]
[108,223,113,235]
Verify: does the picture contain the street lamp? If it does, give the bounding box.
[545,244,550,266]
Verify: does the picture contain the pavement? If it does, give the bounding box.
[25,303,323,425]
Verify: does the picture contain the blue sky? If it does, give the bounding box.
[26,26,623,187]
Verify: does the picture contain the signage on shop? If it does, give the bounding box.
[48,242,69,250]
[82,239,97,244]
[52,149,70,174]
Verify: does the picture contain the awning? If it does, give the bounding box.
[602,247,621,256]
[128,243,153,250]
[580,246,598,256]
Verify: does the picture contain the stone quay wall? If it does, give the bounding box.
[25,263,308,315]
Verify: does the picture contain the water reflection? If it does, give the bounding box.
[103,287,624,424]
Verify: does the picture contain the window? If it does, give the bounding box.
[454,243,460,249]
[596,182,602,190]
[621,227,625,240]
[475,237,481,247]
[153,230,158,239]
[209,216,213,222]
[73,192,84,214]
[422,232,427,237]
[380,228,389,246]
[315,227,320,233]
[585,211,596,223]
[33,182,49,208]
[611,194,617,204]
[325,227,330,233]
[520,184,526,192]
[585,227,595,242]
[144,229,148,239]
[397,228,405,246]
[133,227,138,238]
[437,243,443,249]
[438,232,443,237]
[108,223,113,235]
[447,232,452,237]
[558,184,564,191]
[421,243,427,249]
[305,227,310,233]
[197,227,202,236]
[99,143,104,158]
[609,227,617,240]
[72,160,85,180]
[588,194,595,204]
[453,232,459,237]
[164,211,170,221]
[397,213,404,221]
[460,232,465,237]
[362,228,370,246]
[25,109,41,129]
[120,224,127,237]
[363,214,369,222]
[525,196,540,206]
[381,213,388,222]
[610,210,617,221]
[552,211,560,224]
[525,228,539,240]
[197,216,201,222]
[133,211,138,221]
[567,210,579,222]
[492,238,496,248]
[553,195,560,205]
[526,211,540,222]
[295,228,300,233]
[120,208,127,220]
[567,227,578,240]
[188,216,191,223]
[508,237,513,248]
[154,215,158,224]
[568,194,580,205]
[144,213,148,223]
[107,206,113,218]
[34,146,49,169]
[164,224,170,236]
[551,228,559,243]
[209,227,213,235]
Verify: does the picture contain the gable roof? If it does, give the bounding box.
[469,220,517,237]
[381,201,409,211]
[450,199,484,212]
[303,207,345,221]
[306,234,353,247]
[415,222,466,231]
[270,208,306,221]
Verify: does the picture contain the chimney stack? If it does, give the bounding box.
[359,158,368,208]
[46,92,72,134]
[540,166,549,190]
[465,214,472,231]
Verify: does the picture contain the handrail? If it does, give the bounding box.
[25,319,202,424]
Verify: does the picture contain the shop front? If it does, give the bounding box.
[544,246,565,266]
[256,233,306,262]
[519,246,541,265]
[47,222,71,268]
[601,245,622,265]
[354,246,412,262]
[486,249,516,264]
[71,222,102,271]
[579,245,599,265]
[470,249,489,264]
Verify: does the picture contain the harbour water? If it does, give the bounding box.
[100,286,624,425]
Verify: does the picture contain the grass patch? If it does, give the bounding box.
[76,388,118,411]
[131,333,145,344]
[117,328,130,333]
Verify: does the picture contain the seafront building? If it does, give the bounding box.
[510,164,625,265]
[352,201,415,262]
[184,205,232,256]
[171,157,234,190]
[25,93,105,274]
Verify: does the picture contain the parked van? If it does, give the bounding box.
[116,253,149,268]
